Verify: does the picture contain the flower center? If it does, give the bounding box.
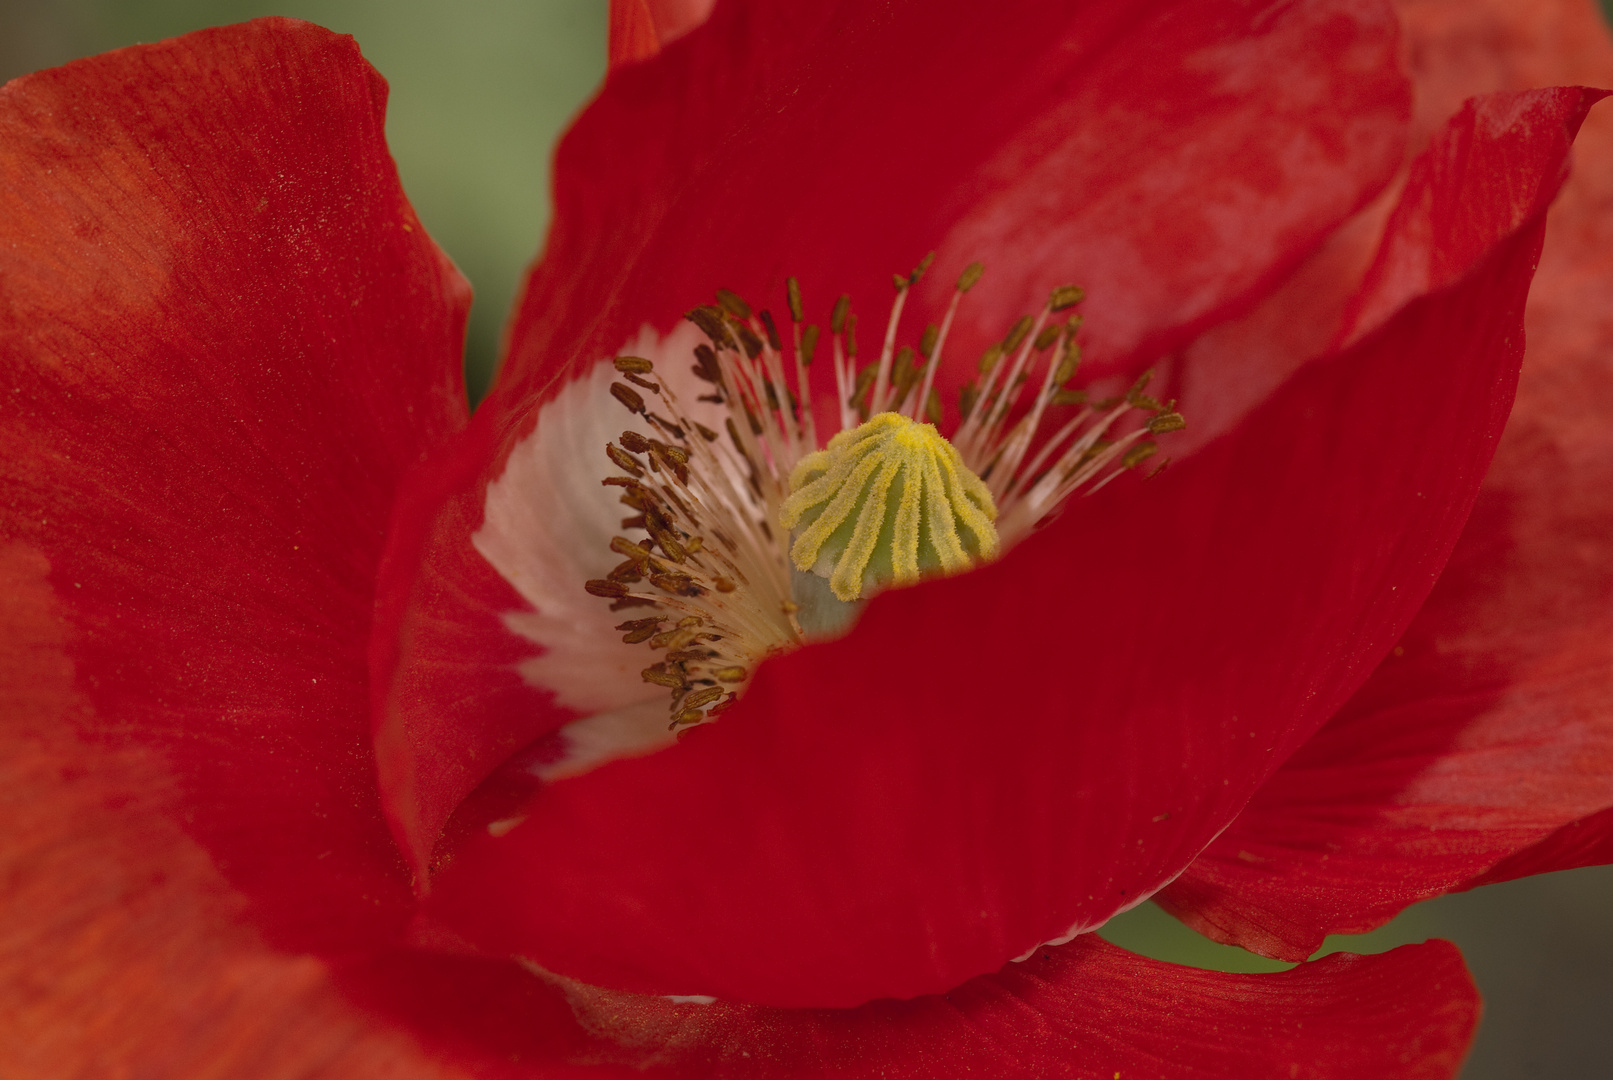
[779,412,998,640]
[584,258,1184,730]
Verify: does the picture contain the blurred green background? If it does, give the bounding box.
[3,2,1611,1077]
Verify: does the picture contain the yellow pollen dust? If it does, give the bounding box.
[779,412,999,602]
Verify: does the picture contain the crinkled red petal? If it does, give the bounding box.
[0,19,468,951]
[1159,11,1613,959]
[377,0,1411,884]
[425,83,1567,1006]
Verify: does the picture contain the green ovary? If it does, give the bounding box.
[779,412,999,602]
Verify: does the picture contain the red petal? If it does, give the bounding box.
[498,0,1408,414]
[339,937,1478,1080]
[1159,11,1613,959]
[425,88,1568,1007]
[378,0,1411,889]
[0,21,467,949]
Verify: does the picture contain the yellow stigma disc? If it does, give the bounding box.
[779,412,999,602]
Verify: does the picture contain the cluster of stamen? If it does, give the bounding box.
[586,256,1184,729]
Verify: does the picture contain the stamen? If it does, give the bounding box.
[583,265,1184,728]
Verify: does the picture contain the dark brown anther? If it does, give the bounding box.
[650,626,698,651]
[686,306,735,349]
[648,526,687,564]
[649,571,696,595]
[619,430,652,454]
[714,577,737,592]
[977,343,1004,376]
[655,443,690,466]
[641,663,685,689]
[959,384,980,418]
[892,272,907,290]
[1033,324,1061,350]
[614,356,654,374]
[919,323,939,359]
[601,476,641,489]
[646,412,684,439]
[1054,343,1082,385]
[624,373,660,392]
[1147,412,1186,434]
[830,294,850,334]
[1003,315,1033,353]
[893,347,919,397]
[800,324,820,365]
[670,709,704,729]
[643,508,686,562]
[1125,369,1163,410]
[759,309,781,350]
[715,288,752,319]
[683,686,725,711]
[585,579,629,598]
[692,343,723,385]
[620,514,647,529]
[693,421,719,442]
[606,560,643,583]
[909,251,935,284]
[845,313,858,358]
[606,443,643,476]
[734,322,764,360]
[786,277,804,322]
[617,619,664,644]
[610,382,646,414]
[610,596,658,611]
[1049,284,1085,311]
[1122,441,1159,468]
[611,536,652,560]
[851,363,877,405]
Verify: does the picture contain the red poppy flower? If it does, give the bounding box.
[1,1,1609,1077]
